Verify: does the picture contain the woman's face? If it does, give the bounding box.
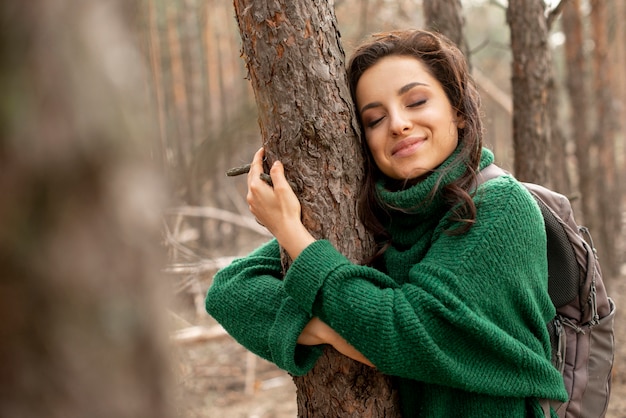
[356,55,464,180]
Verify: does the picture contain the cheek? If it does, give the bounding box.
[365,135,384,159]
[448,122,460,139]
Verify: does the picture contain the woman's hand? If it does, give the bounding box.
[298,317,375,367]
[246,148,315,259]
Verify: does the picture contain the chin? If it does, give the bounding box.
[404,167,430,180]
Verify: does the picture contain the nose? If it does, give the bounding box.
[389,110,411,136]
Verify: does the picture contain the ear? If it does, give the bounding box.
[456,112,466,129]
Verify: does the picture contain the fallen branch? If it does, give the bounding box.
[171,325,229,344]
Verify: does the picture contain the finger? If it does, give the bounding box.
[269,161,291,192]
[248,147,265,179]
[248,148,273,190]
[247,148,272,210]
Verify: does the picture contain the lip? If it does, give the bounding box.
[391,136,425,158]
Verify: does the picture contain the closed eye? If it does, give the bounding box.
[408,99,427,108]
[366,116,385,128]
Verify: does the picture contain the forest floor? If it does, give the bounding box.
[171,271,626,418]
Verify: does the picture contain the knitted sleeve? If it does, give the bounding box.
[282,177,567,402]
[205,239,323,375]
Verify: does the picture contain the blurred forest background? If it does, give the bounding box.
[0,0,624,417]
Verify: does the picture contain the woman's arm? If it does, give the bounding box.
[280,179,565,400]
[206,240,372,372]
[298,317,375,367]
[205,239,323,375]
[211,149,375,372]
[245,149,374,368]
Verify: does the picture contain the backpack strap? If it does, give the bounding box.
[539,399,551,418]
[476,163,508,186]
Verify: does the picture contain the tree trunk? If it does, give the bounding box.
[506,0,551,184]
[562,0,593,225]
[590,0,620,279]
[612,0,626,269]
[146,0,169,173]
[0,1,172,417]
[232,1,400,417]
[546,75,570,194]
[182,0,207,144]
[423,0,471,64]
[545,9,569,195]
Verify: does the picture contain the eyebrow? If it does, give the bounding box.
[359,81,429,114]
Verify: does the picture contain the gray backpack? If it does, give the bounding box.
[479,164,616,418]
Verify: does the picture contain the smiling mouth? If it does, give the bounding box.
[391,137,425,157]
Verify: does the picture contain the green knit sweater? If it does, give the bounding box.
[206,148,568,417]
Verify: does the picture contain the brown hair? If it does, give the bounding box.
[347,29,483,257]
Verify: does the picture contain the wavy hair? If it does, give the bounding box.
[347,29,484,259]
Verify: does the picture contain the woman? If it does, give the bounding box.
[206,29,567,417]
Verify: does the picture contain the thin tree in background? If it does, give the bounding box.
[562,0,593,224]
[590,0,620,279]
[181,0,207,146]
[546,2,570,195]
[613,0,626,269]
[506,0,552,184]
[232,0,401,416]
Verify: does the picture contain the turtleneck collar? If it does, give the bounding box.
[375,147,494,241]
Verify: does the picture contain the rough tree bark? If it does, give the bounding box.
[232,1,400,417]
[0,1,172,417]
[506,0,552,184]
